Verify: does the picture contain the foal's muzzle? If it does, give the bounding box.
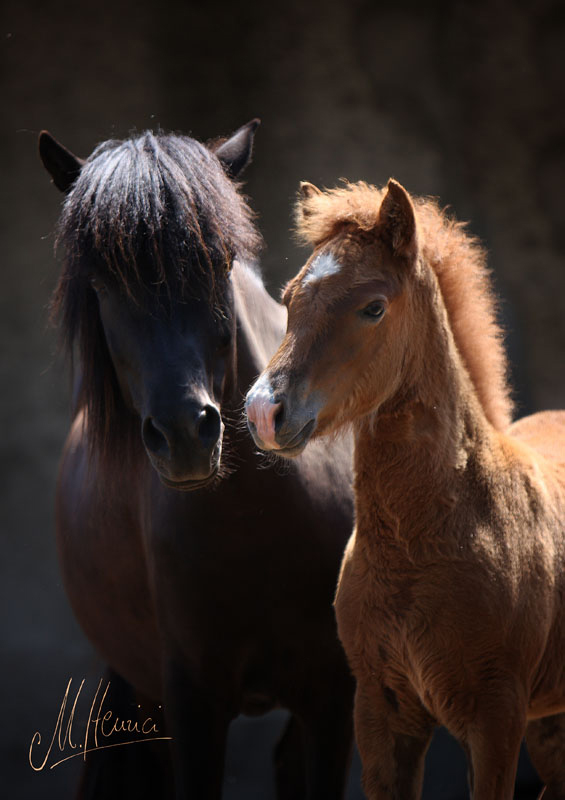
[245,377,317,458]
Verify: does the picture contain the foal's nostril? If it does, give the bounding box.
[197,404,221,449]
[142,417,170,457]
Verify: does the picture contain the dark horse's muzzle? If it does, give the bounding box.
[142,399,223,489]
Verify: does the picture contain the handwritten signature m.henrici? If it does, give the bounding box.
[29,678,172,771]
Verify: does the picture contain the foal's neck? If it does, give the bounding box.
[354,272,495,546]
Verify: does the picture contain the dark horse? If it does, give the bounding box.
[38,122,354,799]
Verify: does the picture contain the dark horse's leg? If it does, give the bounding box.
[274,714,306,799]
[279,668,354,800]
[163,656,233,800]
[76,669,172,800]
[275,701,353,800]
[526,714,565,800]
[301,693,354,800]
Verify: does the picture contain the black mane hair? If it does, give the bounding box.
[52,131,262,461]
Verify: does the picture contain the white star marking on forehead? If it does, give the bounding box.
[302,252,342,285]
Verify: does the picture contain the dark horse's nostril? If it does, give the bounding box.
[274,402,285,433]
[198,404,221,448]
[142,417,169,457]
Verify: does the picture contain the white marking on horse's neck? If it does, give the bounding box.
[303,252,342,285]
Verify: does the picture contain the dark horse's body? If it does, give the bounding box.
[40,124,354,799]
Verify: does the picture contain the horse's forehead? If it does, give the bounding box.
[302,251,344,286]
[291,237,398,314]
[286,251,349,320]
[300,230,377,287]
[109,279,232,326]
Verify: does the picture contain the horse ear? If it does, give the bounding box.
[215,119,260,179]
[296,181,322,219]
[39,131,85,193]
[298,181,322,200]
[378,179,418,259]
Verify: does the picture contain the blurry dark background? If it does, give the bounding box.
[2,0,564,797]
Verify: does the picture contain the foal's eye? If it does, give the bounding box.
[361,301,386,320]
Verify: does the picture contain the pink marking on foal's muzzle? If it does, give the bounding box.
[245,380,282,450]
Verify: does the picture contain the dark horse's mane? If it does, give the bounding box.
[53,131,262,460]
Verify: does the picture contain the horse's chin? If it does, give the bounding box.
[255,418,318,459]
[159,466,220,492]
[271,442,308,459]
[147,439,223,492]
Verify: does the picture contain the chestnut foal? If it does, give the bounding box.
[245,179,565,799]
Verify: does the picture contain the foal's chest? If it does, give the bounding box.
[335,526,483,713]
[335,532,426,674]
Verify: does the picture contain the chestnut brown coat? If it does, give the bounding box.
[245,179,565,800]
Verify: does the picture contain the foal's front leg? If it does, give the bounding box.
[525,714,565,800]
[458,688,526,800]
[163,656,233,800]
[354,680,434,800]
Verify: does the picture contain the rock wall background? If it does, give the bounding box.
[2,0,563,796]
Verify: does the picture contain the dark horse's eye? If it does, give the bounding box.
[218,329,232,351]
[361,301,386,320]
[89,275,107,295]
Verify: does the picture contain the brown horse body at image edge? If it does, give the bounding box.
[246,179,565,799]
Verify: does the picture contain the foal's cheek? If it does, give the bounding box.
[325,330,370,390]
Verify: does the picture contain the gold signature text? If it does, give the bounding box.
[29,678,171,771]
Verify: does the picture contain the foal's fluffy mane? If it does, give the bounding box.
[295,182,513,430]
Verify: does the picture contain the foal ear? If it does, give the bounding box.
[296,181,322,220]
[215,118,260,179]
[378,179,418,259]
[39,131,85,193]
[298,181,322,200]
